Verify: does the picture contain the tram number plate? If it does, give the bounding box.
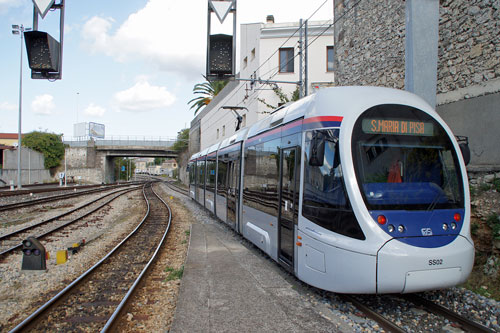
[428,259,443,266]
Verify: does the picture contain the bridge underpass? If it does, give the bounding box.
[64,139,178,184]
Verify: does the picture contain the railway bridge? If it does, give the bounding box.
[64,138,177,184]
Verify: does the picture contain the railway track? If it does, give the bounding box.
[165,180,189,196]
[0,183,102,197]
[338,293,495,332]
[0,182,141,212]
[0,186,141,256]
[9,182,172,332]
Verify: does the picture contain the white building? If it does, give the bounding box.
[190,17,334,152]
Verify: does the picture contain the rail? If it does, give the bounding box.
[9,182,172,332]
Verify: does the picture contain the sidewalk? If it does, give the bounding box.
[170,221,341,332]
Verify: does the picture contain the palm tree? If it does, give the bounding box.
[188,76,228,115]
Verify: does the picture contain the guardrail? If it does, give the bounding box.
[64,137,177,148]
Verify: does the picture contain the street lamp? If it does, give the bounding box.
[12,24,32,190]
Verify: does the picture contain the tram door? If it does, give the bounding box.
[226,157,239,230]
[279,147,298,270]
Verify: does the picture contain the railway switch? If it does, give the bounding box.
[21,237,47,271]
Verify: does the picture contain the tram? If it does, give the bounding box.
[188,86,474,293]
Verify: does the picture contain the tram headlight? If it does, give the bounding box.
[442,223,449,231]
[451,222,457,230]
[397,225,405,233]
[387,224,395,233]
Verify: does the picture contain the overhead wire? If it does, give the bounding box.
[262,0,363,85]
[213,0,332,109]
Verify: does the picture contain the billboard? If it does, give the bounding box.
[89,122,105,139]
[74,122,87,137]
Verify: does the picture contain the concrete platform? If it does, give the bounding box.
[170,221,342,333]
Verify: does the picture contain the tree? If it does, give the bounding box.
[188,75,228,115]
[154,157,166,165]
[257,85,300,113]
[114,157,135,181]
[171,128,189,153]
[22,131,65,170]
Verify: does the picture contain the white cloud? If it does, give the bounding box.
[81,0,206,79]
[113,80,176,112]
[31,94,55,115]
[0,0,23,14]
[0,101,17,111]
[84,103,106,117]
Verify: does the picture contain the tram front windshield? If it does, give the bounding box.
[351,104,464,210]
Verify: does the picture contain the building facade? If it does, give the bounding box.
[333,0,500,169]
[0,133,23,146]
[190,17,335,152]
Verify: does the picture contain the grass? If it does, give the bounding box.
[493,178,500,192]
[465,179,500,301]
[462,267,500,300]
[486,214,500,240]
[185,230,190,237]
[164,265,184,282]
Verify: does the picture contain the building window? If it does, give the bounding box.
[279,47,294,73]
[251,48,256,60]
[242,114,246,128]
[243,56,248,69]
[217,128,220,139]
[222,125,226,136]
[327,46,334,72]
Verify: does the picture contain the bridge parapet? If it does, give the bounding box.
[64,137,176,148]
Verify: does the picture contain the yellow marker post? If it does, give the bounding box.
[56,250,68,264]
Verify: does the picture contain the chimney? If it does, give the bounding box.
[266,15,274,24]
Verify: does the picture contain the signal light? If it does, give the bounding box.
[21,236,46,270]
[208,34,233,78]
[24,30,61,77]
[377,215,387,225]
[454,213,461,222]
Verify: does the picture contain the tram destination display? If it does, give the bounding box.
[362,118,434,136]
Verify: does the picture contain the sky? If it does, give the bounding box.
[0,0,333,140]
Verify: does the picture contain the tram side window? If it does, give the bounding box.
[303,130,365,240]
[189,163,196,185]
[206,158,216,193]
[217,157,228,197]
[197,160,205,187]
[243,139,280,217]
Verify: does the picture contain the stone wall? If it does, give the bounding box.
[438,0,500,99]
[333,0,405,88]
[333,0,500,168]
[334,0,500,98]
[65,146,105,184]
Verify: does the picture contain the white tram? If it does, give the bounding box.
[188,87,474,294]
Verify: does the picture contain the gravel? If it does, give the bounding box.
[0,189,146,332]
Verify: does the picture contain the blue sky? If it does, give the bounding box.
[0,0,333,139]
